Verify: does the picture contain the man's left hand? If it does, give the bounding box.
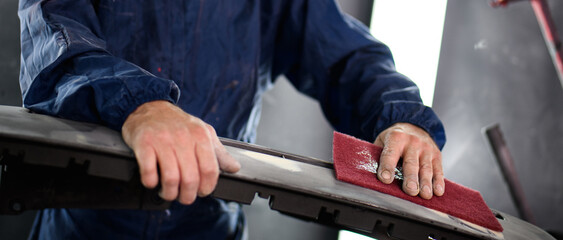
[374,123,444,199]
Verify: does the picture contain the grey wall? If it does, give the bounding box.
[254,0,373,164]
[0,0,35,239]
[245,1,373,239]
[434,0,563,234]
[0,0,21,107]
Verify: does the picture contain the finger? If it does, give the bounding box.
[215,144,241,173]
[373,134,385,147]
[377,131,406,184]
[207,125,241,173]
[418,152,434,199]
[432,153,445,196]
[401,144,420,196]
[135,144,159,189]
[195,139,219,197]
[156,146,180,201]
[176,138,199,205]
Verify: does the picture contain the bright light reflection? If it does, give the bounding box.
[338,230,376,240]
[369,0,448,107]
[338,1,447,238]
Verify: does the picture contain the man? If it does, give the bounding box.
[19,0,446,239]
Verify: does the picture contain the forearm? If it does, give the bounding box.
[272,0,445,147]
[22,53,179,130]
[19,0,179,130]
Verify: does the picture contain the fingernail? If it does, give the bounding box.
[407,180,418,191]
[435,184,444,194]
[381,170,392,180]
[422,185,431,195]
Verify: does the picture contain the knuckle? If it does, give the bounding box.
[201,178,219,195]
[205,124,217,135]
[162,173,179,186]
[138,132,155,145]
[419,175,432,185]
[179,193,196,205]
[198,141,214,153]
[141,177,157,188]
[191,125,210,140]
[434,151,443,161]
[420,162,433,172]
[181,174,199,188]
[433,170,445,180]
[388,130,406,140]
[409,135,422,145]
[140,164,156,176]
[161,194,176,201]
[173,126,190,137]
[422,143,437,153]
[200,183,216,196]
[403,157,418,166]
[154,131,174,143]
[200,164,219,178]
[199,188,214,197]
[432,159,444,173]
[404,173,418,180]
[402,163,419,176]
[381,148,395,158]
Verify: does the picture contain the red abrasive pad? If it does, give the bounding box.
[332,131,503,232]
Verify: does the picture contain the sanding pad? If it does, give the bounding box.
[332,131,503,232]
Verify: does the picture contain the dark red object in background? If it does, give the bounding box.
[332,131,503,232]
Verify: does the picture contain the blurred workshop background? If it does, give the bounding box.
[1,0,562,239]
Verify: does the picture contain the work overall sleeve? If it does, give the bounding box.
[271,0,446,149]
[18,0,180,131]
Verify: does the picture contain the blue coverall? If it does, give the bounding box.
[18,0,446,239]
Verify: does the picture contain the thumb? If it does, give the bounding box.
[205,125,241,173]
[214,143,241,173]
[374,133,386,147]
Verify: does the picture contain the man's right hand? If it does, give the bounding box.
[121,100,241,205]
